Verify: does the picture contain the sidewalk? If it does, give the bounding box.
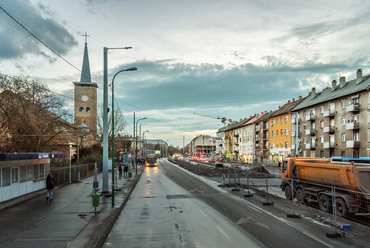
[0,166,145,248]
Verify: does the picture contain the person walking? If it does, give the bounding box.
[46,173,55,202]
[123,164,128,177]
[118,164,123,177]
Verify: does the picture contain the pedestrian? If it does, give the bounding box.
[46,173,55,202]
[118,164,123,177]
[124,164,128,177]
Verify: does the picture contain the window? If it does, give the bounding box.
[320,136,324,143]
[276,118,278,123]
[272,143,275,148]
[2,167,10,186]
[34,164,39,179]
[20,166,26,183]
[285,129,288,135]
[285,142,288,148]
[341,100,345,109]
[272,119,275,125]
[341,134,345,142]
[86,107,91,112]
[281,142,283,148]
[285,115,288,121]
[303,111,306,117]
[304,137,307,144]
[281,129,283,135]
[272,131,275,137]
[354,132,359,141]
[320,150,324,157]
[11,168,18,183]
[303,124,306,130]
[320,121,324,128]
[281,117,283,123]
[79,107,84,112]
[341,118,345,125]
[27,165,33,181]
[276,143,279,148]
[320,106,324,114]
[341,151,346,157]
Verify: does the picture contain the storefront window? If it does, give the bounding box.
[2,167,10,187]
[34,164,39,179]
[12,168,18,183]
[20,166,26,183]
[27,165,33,181]
[40,164,44,178]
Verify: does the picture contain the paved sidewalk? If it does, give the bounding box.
[0,166,145,248]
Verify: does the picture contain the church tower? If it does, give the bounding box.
[73,37,98,134]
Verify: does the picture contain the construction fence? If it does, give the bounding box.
[51,162,102,185]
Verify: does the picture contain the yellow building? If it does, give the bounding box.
[269,97,305,164]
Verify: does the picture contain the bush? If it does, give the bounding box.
[79,153,102,165]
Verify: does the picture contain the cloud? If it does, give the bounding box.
[0,0,77,60]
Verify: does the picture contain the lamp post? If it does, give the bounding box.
[111,66,137,206]
[143,130,149,160]
[103,46,132,194]
[139,123,146,155]
[135,117,147,175]
[68,143,73,183]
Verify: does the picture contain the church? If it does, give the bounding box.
[72,37,98,147]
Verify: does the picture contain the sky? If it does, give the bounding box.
[1,0,370,148]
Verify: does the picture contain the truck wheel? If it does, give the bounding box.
[336,198,348,217]
[296,188,307,204]
[285,184,293,200]
[318,195,331,212]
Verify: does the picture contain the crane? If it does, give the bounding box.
[193,112,233,126]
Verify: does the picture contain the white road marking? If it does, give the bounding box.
[216,226,230,239]
[199,209,208,217]
[187,199,194,205]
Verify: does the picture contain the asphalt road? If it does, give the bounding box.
[104,158,360,248]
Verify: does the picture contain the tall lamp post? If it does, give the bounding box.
[111,66,137,206]
[103,46,132,194]
[68,143,73,183]
[143,130,149,160]
[135,117,147,175]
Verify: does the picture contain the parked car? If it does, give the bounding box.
[209,158,217,163]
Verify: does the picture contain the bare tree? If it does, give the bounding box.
[0,75,73,152]
[97,104,128,148]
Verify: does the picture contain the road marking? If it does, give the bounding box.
[216,226,230,239]
[199,209,208,217]
[187,199,193,205]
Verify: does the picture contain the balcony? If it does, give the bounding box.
[346,140,360,148]
[305,114,315,121]
[323,142,335,149]
[263,135,268,140]
[346,104,360,113]
[305,129,316,136]
[323,126,335,133]
[346,122,360,130]
[255,136,260,141]
[323,109,335,118]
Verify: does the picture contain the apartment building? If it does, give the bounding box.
[269,97,305,164]
[290,69,370,158]
[254,111,274,162]
[216,127,227,155]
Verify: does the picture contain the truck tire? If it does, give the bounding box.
[336,198,348,217]
[296,188,307,204]
[318,194,331,212]
[285,184,293,200]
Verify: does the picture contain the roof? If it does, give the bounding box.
[291,73,370,112]
[242,113,267,127]
[270,97,306,117]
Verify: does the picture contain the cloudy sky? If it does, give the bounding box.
[1,0,370,147]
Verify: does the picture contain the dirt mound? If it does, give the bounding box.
[249,166,270,174]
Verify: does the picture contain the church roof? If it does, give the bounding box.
[81,43,91,83]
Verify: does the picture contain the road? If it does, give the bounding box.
[104,158,359,248]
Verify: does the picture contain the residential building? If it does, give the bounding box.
[254,111,274,162]
[291,69,370,158]
[189,135,216,156]
[269,97,305,164]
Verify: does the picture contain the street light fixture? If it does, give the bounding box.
[142,130,149,160]
[135,117,147,175]
[111,66,137,206]
[102,46,132,194]
[68,143,73,183]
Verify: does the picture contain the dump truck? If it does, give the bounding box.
[280,157,370,217]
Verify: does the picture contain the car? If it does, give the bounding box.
[209,158,216,163]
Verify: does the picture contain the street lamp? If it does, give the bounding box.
[102,46,132,194]
[143,130,149,159]
[68,143,73,183]
[111,66,137,206]
[135,117,147,175]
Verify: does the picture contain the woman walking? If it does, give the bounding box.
[46,173,55,202]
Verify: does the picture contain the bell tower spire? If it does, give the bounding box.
[80,32,91,83]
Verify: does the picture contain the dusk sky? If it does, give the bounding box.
[1,0,370,147]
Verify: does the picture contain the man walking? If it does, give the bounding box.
[46,173,55,202]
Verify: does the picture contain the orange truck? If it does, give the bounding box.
[280,157,370,217]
